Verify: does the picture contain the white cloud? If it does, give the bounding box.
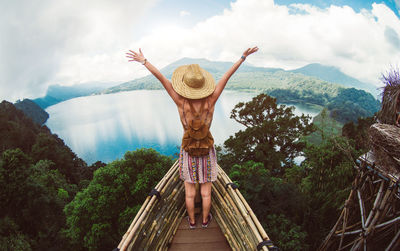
[180,10,191,17]
[132,0,400,86]
[1,0,400,102]
[0,0,156,101]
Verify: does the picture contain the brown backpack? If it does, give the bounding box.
[181,98,214,157]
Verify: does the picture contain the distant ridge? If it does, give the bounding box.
[101,58,379,97]
[34,82,117,109]
[100,57,283,94]
[289,63,379,97]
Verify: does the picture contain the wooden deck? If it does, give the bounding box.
[168,213,232,251]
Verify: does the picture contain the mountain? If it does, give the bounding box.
[289,63,379,96]
[34,82,117,109]
[100,58,380,124]
[100,57,283,94]
[14,98,49,125]
[101,58,378,98]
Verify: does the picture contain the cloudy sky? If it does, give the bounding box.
[1,0,400,102]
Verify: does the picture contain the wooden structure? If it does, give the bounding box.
[320,69,400,250]
[114,160,278,251]
[319,151,400,250]
[168,211,231,250]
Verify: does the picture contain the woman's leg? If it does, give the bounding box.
[200,182,212,223]
[184,181,196,224]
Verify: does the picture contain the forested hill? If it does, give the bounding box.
[0,100,102,250]
[33,82,117,109]
[101,58,377,97]
[14,98,49,125]
[289,63,379,96]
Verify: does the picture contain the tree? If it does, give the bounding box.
[0,149,74,250]
[300,136,358,249]
[263,214,308,251]
[222,93,315,175]
[228,161,307,251]
[63,148,173,251]
[31,132,88,184]
[342,116,375,151]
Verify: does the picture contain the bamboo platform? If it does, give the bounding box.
[114,160,278,251]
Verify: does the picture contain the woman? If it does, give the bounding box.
[126,46,258,229]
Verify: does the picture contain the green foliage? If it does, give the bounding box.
[268,86,330,106]
[0,217,32,251]
[222,93,315,175]
[0,149,75,250]
[0,101,95,250]
[0,101,38,153]
[328,88,380,123]
[64,148,173,251]
[0,101,90,185]
[263,214,308,251]
[218,93,370,250]
[304,108,343,145]
[229,161,306,223]
[31,132,88,184]
[342,116,375,151]
[228,161,307,250]
[300,137,358,248]
[269,86,380,124]
[14,98,49,125]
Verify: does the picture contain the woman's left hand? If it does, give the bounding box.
[126,48,146,64]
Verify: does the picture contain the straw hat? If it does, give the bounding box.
[171,64,216,99]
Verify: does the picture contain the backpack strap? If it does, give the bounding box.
[205,97,211,124]
[182,99,189,129]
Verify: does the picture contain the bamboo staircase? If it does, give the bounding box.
[114,160,278,251]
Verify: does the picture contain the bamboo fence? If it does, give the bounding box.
[114,160,278,251]
[319,151,400,250]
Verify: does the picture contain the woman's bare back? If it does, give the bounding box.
[177,96,216,130]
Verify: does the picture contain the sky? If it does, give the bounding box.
[1,0,400,102]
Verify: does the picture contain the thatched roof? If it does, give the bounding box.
[369,123,400,175]
[377,68,400,124]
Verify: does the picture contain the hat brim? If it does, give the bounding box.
[171,65,216,99]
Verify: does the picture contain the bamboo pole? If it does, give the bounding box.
[118,160,274,251]
[212,176,251,250]
[219,174,264,250]
[320,175,358,251]
[218,165,269,250]
[385,229,400,251]
[121,161,180,250]
[213,175,254,247]
[365,181,385,227]
[357,189,366,233]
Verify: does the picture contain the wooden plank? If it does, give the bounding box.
[169,242,232,251]
[173,228,224,243]
[168,214,232,251]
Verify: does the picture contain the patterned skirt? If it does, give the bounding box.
[179,145,218,184]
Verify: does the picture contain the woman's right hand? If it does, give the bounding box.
[126,48,146,64]
[242,46,259,58]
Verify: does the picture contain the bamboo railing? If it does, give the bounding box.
[114,160,277,251]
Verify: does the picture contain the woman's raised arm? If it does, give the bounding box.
[209,46,258,105]
[126,48,182,106]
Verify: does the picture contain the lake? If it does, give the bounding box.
[45,90,321,165]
